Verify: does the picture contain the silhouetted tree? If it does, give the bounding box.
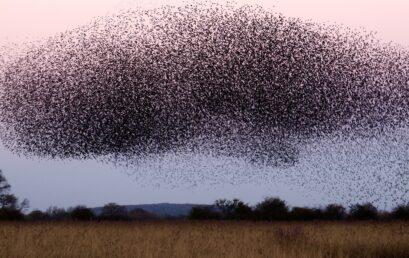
[0,194,18,209]
[0,170,28,220]
[323,204,346,220]
[215,199,253,220]
[0,208,24,220]
[0,170,10,194]
[46,206,69,221]
[189,207,221,220]
[391,203,409,220]
[215,199,237,219]
[27,210,50,221]
[69,206,95,221]
[378,210,393,221]
[99,203,129,220]
[290,207,323,221]
[349,203,378,220]
[233,202,254,220]
[255,197,289,221]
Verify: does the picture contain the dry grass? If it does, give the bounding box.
[0,221,408,258]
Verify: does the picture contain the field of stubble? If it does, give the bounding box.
[0,221,408,258]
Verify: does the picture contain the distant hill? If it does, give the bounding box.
[92,203,213,218]
[128,208,159,220]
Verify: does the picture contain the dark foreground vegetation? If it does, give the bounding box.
[1,169,408,222]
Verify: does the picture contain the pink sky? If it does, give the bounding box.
[0,0,408,46]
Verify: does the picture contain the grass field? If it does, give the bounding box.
[0,221,408,258]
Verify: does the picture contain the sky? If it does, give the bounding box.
[0,0,408,210]
[1,0,408,46]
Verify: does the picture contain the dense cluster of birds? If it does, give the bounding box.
[0,3,408,205]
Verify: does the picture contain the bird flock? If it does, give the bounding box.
[0,3,408,205]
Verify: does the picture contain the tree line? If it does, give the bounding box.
[1,169,408,221]
[189,198,409,221]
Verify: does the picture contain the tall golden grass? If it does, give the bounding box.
[0,221,408,258]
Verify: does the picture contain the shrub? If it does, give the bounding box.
[349,203,378,220]
[391,204,409,220]
[46,206,70,221]
[189,207,221,220]
[255,197,289,221]
[323,204,346,220]
[233,202,254,220]
[99,203,129,220]
[290,207,323,221]
[215,199,254,220]
[27,210,50,221]
[70,206,95,221]
[0,208,24,220]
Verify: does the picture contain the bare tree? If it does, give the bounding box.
[0,170,11,194]
[0,170,29,220]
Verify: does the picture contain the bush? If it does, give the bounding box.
[290,207,323,221]
[70,206,95,221]
[214,199,238,219]
[189,207,221,220]
[255,197,289,221]
[391,204,409,220]
[99,203,129,220]
[215,199,254,220]
[349,203,378,220]
[233,202,254,220]
[0,208,24,220]
[27,210,50,221]
[46,206,70,221]
[323,204,346,220]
